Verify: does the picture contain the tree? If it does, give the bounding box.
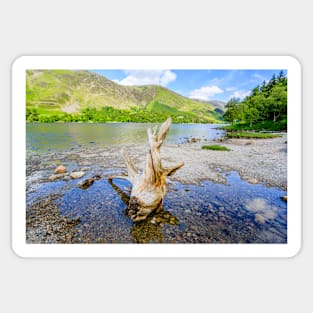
[223,97,243,124]
[243,99,261,127]
[223,71,288,129]
[251,93,268,120]
[266,85,287,122]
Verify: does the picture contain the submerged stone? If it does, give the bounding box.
[78,175,101,189]
[49,173,66,181]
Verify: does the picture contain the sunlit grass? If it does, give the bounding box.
[201,145,231,151]
[226,132,282,139]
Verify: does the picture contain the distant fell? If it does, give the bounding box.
[26,70,223,123]
[209,100,226,113]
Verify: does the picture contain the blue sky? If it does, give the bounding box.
[89,69,286,102]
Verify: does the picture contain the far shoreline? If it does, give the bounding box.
[26,120,227,125]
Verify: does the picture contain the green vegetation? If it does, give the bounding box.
[201,145,231,151]
[223,71,287,131]
[226,132,282,139]
[26,105,217,123]
[26,70,223,123]
[223,119,287,132]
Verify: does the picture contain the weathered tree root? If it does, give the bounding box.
[110,117,184,222]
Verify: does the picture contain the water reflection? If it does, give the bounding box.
[27,122,226,153]
[245,198,278,224]
[108,178,180,243]
[108,178,130,207]
[131,211,180,243]
[27,169,287,244]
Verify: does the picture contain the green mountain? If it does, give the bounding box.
[26,70,223,123]
[208,100,226,113]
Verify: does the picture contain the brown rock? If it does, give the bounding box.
[55,165,67,174]
[78,175,101,189]
[280,196,287,202]
[187,137,200,143]
[245,140,254,145]
[248,178,258,184]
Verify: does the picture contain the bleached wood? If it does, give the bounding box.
[117,117,184,222]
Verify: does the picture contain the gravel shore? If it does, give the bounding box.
[161,133,287,190]
[27,133,287,192]
[84,133,287,190]
[26,133,287,244]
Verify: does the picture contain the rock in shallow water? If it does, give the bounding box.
[70,171,85,179]
[248,178,259,184]
[49,173,67,181]
[55,165,67,174]
[78,175,101,189]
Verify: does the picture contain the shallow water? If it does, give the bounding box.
[27,122,226,154]
[26,168,287,244]
[26,122,287,244]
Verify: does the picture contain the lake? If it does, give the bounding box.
[26,122,287,244]
[26,122,227,154]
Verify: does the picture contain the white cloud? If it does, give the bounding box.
[230,90,251,100]
[189,85,224,101]
[226,86,237,92]
[245,198,278,224]
[115,70,176,86]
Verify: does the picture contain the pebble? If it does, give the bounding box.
[49,173,66,181]
[78,175,101,189]
[55,165,67,174]
[248,178,259,184]
[70,171,85,179]
[245,141,254,145]
[155,217,162,223]
[26,196,80,243]
[255,213,266,224]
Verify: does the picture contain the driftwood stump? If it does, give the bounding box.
[110,117,184,222]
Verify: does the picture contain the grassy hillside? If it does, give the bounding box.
[26,70,223,123]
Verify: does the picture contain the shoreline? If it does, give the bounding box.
[26,133,287,193]
[25,134,287,244]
